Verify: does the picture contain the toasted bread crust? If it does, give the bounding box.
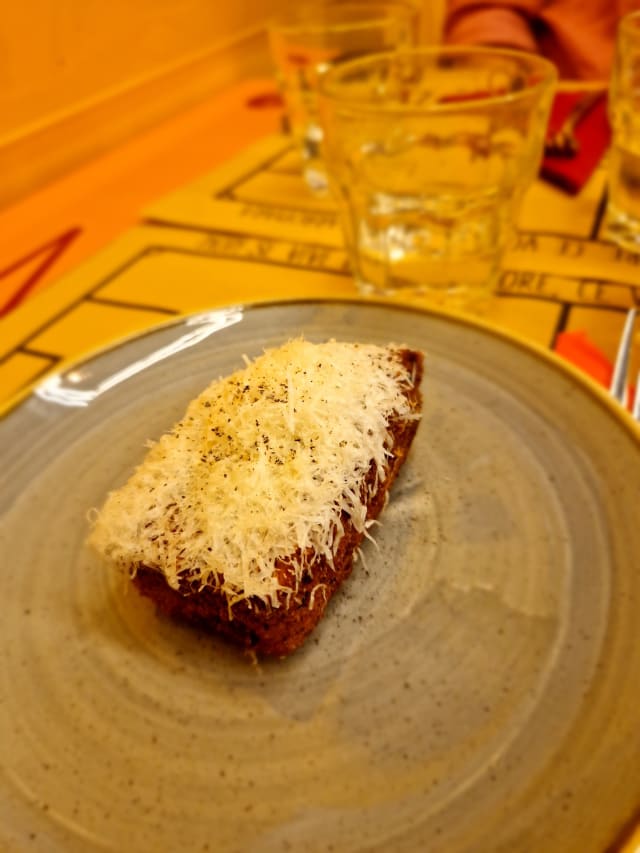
[133,348,423,657]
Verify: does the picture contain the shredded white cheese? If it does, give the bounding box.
[88,339,421,607]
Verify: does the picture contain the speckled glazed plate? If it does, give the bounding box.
[2,299,640,853]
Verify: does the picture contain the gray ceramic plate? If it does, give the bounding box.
[1,299,640,853]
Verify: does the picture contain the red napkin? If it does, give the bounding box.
[554,330,613,386]
[540,91,610,194]
[554,329,638,411]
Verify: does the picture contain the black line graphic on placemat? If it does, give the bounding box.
[513,229,631,251]
[147,201,338,229]
[195,230,348,264]
[550,303,571,346]
[499,268,636,301]
[18,347,60,363]
[11,353,62,387]
[144,221,342,255]
[214,143,293,200]
[551,301,632,348]
[589,186,609,241]
[561,302,634,316]
[137,245,352,279]
[226,200,338,223]
[0,249,154,366]
[268,160,304,176]
[87,294,179,315]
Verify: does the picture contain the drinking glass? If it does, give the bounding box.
[606,10,640,252]
[268,1,419,194]
[318,47,557,309]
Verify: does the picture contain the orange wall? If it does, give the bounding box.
[0,0,444,208]
[1,1,289,140]
[0,0,292,206]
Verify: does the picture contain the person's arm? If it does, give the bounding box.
[443,0,543,52]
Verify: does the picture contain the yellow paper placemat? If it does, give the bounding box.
[143,132,637,354]
[2,132,638,412]
[0,222,561,409]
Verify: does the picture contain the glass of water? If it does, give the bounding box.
[318,47,557,310]
[268,1,419,195]
[606,11,640,253]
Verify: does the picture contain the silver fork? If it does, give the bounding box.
[609,308,640,421]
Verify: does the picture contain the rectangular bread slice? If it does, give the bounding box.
[88,339,423,657]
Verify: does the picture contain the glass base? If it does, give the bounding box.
[300,125,329,196]
[355,276,496,315]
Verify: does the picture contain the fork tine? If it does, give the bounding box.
[544,90,602,158]
[610,308,637,407]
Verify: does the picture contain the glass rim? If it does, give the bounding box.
[317,46,558,113]
[268,0,418,36]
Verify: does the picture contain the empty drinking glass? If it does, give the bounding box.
[606,10,640,252]
[318,47,557,309]
[268,1,419,194]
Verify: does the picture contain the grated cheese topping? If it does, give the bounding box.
[88,339,421,607]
